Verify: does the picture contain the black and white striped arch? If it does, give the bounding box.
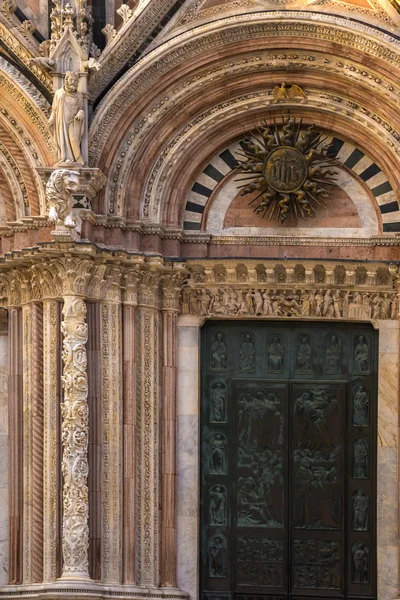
[183,137,398,232]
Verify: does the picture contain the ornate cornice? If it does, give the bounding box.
[89,12,400,166]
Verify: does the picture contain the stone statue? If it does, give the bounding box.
[49,72,85,167]
[46,169,80,228]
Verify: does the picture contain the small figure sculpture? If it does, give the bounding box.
[268,335,283,372]
[272,82,307,104]
[46,169,80,228]
[211,332,227,369]
[354,334,369,373]
[49,72,85,167]
[296,336,312,372]
[353,490,368,531]
[353,385,369,427]
[210,382,226,422]
[239,334,255,371]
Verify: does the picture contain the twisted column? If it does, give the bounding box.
[60,295,90,579]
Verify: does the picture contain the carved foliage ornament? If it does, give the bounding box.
[235,117,338,222]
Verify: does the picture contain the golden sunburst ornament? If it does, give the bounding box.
[235,117,338,222]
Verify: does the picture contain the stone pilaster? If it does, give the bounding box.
[22,302,33,583]
[43,300,60,582]
[100,268,123,584]
[31,302,44,583]
[136,269,161,586]
[160,273,186,588]
[122,269,139,584]
[8,307,23,585]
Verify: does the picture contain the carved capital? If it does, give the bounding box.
[161,271,188,312]
[56,258,94,297]
[138,270,161,309]
[122,268,140,305]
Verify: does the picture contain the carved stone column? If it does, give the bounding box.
[59,259,93,580]
[160,273,186,588]
[100,267,123,583]
[122,268,139,584]
[136,268,161,586]
[8,306,23,584]
[22,298,33,583]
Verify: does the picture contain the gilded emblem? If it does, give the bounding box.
[265,147,307,193]
[235,116,338,222]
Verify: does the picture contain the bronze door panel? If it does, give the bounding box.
[200,321,377,600]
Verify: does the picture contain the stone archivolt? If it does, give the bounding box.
[88,16,400,225]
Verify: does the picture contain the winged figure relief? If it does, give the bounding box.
[272,82,308,104]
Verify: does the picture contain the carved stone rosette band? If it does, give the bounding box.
[60,295,90,579]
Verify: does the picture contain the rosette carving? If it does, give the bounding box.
[60,296,90,578]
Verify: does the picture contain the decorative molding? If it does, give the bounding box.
[89,12,400,165]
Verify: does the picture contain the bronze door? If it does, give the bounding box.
[200,321,377,600]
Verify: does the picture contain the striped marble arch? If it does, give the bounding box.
[183,136,398,233]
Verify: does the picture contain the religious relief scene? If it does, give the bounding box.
[0,1,399,600]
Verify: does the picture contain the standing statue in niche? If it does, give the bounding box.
[208,535,226,578]
[268,336,284,372]
[352,542,369,583]
[210,382,226,422]
[296,336,312,372]
[210,434,226,474]
[353,439,369,479]
[211,332,227,370]
[209,485,226,526]
[324,335,341,374]
[49,72,85,167]
[239,334,255,371]
[353,490,368,531]
[353,386,369,427]
[354,335,370,374]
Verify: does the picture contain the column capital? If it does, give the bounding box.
[161,271,188,313]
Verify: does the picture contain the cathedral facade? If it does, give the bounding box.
[0,1,399,600]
